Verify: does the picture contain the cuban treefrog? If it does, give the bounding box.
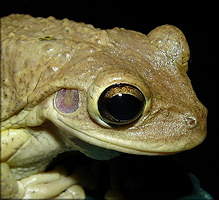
[1,14,207,199]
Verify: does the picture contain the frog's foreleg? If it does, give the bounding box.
[1,162,25,199]
[1,129,31,199]
[1,163,83,199]
[18,166,85,199]
[1,127,85,199]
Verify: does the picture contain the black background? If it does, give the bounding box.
[1,1,218,199]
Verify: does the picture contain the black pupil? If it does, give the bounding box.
[107,93,142,122]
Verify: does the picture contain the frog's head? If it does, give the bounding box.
[42,25,207,159]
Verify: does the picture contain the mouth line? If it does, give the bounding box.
[55,119,181,156]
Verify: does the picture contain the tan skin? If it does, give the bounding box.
[1,14,207,199]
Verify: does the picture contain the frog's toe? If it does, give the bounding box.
[18,166,83,199]
[54,185,86,199]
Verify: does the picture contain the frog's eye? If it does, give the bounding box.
[98,84,146,125]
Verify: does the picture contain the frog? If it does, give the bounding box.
[1,14,207,199]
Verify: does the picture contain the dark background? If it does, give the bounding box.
[1,1,218,199]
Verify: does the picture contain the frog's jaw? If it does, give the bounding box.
[47,110,207,158]
[41,94,207,157]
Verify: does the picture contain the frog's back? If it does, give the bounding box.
[1,14,104,121]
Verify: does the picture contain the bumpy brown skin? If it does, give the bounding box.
[1,14,207,156]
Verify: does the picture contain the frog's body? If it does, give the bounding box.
[1,14,207,199]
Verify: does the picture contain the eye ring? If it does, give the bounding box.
[98,83,146,125]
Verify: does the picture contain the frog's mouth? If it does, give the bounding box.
[57,120,168,158]
[52,116,206,159]
[47,92,206,158]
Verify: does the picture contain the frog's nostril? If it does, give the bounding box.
[186,116,197,128]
